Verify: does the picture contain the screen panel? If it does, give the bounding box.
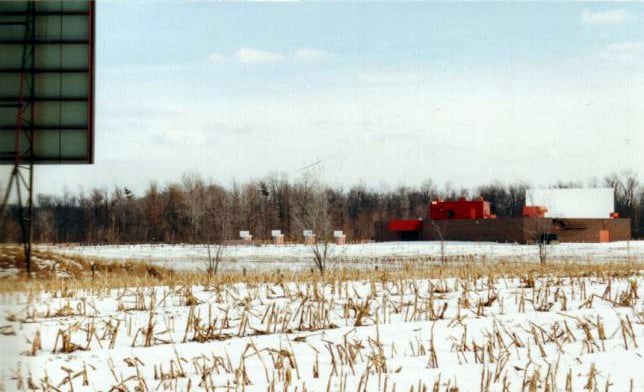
[0,0,95,164]
[526,188,615,219]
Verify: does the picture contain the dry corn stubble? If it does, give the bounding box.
[1,245,642,392]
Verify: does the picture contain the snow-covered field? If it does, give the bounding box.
[1,241,638,390]
[42,241,644,272]
[1,274,642,391]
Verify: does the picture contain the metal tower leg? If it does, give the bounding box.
[0,162,34,274]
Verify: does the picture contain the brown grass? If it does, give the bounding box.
[0,245,641,295]
[1,243,641,392]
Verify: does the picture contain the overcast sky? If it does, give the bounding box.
[4,1,644,195]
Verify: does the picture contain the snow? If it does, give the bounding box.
[1,275,642,391]
[40,241,644,272]
[0,267,19,278]
[1,241,638,390]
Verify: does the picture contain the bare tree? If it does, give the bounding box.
[16,169,644,246]
[430,220,448,264]
[34,209,55,243]
[620,172,640,236]
[206,241,225,277]
[293,170,333,275]
[204,184,230,277]
[181,173,208,242]
[530,218,553,264]
[605,171,640,237]
[537,235,548,265]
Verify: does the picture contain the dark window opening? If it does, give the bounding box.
[400,231,420,241]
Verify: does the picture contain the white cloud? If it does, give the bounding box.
[208,48,332,65]
[36,63,644,195]
[580,9,635,26]
[358,72,424,85]
[597,41,644,65]
[233,47,284,64]
[293,48,332,63]
[161,129,207,146]
[207,53,226,63]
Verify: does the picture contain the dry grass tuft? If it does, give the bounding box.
[0,245,642,296]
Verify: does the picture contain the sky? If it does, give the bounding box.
[3,1,644,195]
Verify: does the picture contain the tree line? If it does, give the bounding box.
[1,171,642,244]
